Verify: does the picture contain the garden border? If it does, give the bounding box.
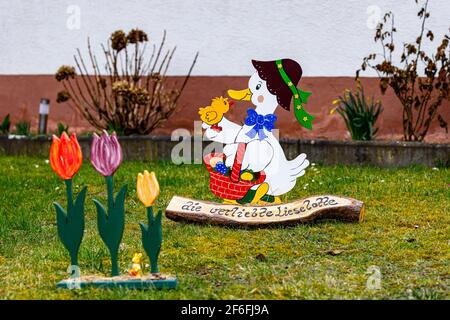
[0,135,448,168]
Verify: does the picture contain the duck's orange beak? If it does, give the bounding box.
[227,88,252,101]
[229,100,235,107]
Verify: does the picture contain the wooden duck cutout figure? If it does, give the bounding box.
[202,59,311,204]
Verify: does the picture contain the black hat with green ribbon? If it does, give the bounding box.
[252,59,314,130]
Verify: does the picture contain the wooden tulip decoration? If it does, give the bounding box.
[137,171,162,274]
[53,132,177,289]
[50,132,87,266]
[137,171,160,207]
[91,130,127,277]
[90,130,122,177]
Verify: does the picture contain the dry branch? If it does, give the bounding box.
[55,29,198,135]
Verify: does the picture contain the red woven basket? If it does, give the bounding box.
[204,147,266,200]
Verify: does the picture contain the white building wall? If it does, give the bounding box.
[0,0,449,76]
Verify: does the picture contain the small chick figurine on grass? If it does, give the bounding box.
[199,96,234,132]
[128,252,143,277]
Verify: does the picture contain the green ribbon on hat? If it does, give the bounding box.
[276,59,314,130]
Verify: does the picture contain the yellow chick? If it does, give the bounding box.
[199,97,234,129]
[128,253,143,277]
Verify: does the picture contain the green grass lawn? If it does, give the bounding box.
[0,156,449,299]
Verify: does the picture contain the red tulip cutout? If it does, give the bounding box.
[50,132,82,180]
[49,132,87,267]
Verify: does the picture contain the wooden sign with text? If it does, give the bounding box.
[166,195,364,227]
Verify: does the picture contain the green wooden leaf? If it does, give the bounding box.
[139,222,148,234]
[93,198,108,236]
[54,202,68,245]
[72,187,87,219]
[140,207,163,273]
[53,184,86,266]
[114,184,127,213]
[94,180,128,276]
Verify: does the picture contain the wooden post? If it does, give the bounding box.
[165,195,364,227]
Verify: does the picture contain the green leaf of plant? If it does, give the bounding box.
[93,198,107,228]
[94,183,127,265]
[114,184,128,212]
[140,207,163,273]
[70,187,87,220]
[54,202,68,243]
[54,190,86,266]
[139,222,148,234]
[335,85,383,141]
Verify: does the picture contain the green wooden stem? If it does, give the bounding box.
[105,175,114,212]
[65,179,73,210]
[150,257,159,274]
[147,206,154,222]
[148,206,159,274]
[110,251,119,277]
[69,251,78,266]
[65,179,77,266]
[106,175,118,276]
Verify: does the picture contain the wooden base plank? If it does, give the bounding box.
[166,195,364,227]
[56,275,177,290]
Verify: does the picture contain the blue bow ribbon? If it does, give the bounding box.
[244,109,277,140]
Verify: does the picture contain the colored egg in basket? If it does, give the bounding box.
[209,156,223,168]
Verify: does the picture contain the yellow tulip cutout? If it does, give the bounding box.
[137,170,160,207]
[137,170,163,274]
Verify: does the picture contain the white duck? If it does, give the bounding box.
[202,59,311,204]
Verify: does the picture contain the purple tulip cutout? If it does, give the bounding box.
[90,130,123,177]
